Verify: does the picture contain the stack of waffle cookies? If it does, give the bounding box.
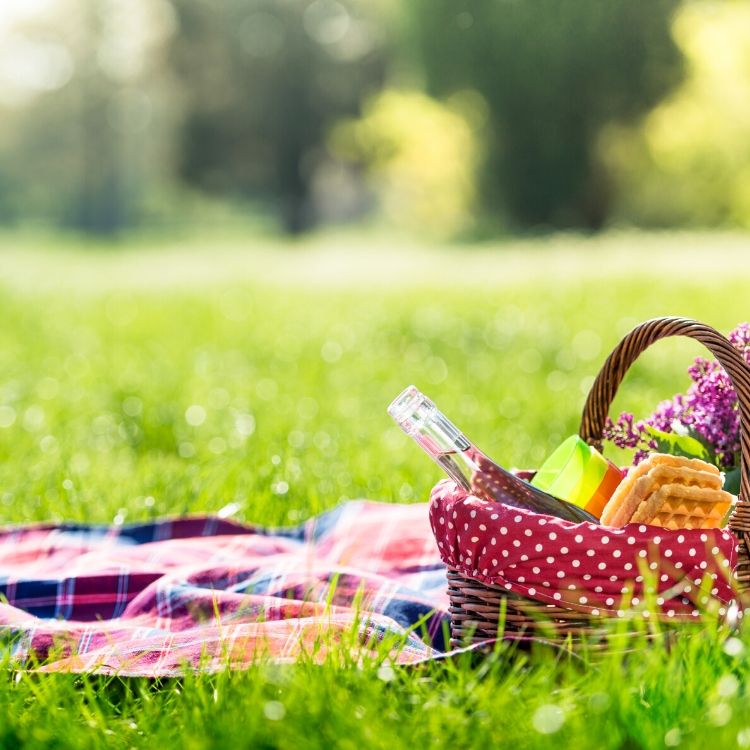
[601,453,734,529]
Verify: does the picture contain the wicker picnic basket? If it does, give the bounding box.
[445,316,750,646]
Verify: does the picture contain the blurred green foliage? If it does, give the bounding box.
[0,1,176,233]
[331,89,481,237]
[172,0,391,233]
[1,1,750,235]
[601,1,750,228]
[406,0,683,229]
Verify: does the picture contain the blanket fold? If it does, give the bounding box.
[0,502,449,676]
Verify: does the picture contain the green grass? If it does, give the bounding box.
[2,229,750,748]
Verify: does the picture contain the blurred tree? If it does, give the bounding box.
[171,0,391,234]
[330,89,482,237]
[601,1,750,228]
[405,0,683,229]
[0,0,177,234]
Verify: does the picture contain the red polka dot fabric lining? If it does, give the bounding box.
[430,479,738,619]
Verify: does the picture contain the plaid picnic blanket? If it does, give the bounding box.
[0,502,449,676]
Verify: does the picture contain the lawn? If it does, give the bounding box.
[1,229,750,749]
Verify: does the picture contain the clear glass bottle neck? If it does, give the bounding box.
[388,385,479,490]
[388,385,599,523]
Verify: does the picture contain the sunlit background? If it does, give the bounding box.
[2,6,750,744]
[2,0,750,527]
[1,0,750,238]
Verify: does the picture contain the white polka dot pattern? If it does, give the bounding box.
[430,479,738,618]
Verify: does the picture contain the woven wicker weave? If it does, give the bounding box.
[447,317,750,647]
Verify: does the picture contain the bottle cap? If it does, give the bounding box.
[531,435,623,518]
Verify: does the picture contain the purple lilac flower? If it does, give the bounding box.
[602,322,750,467]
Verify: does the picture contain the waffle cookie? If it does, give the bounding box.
[600,453,733,529]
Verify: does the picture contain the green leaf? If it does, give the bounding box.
[642,425,711,462]
[724,467,741,495]
[684,427,718,464]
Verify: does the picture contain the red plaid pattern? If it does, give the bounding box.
[0,502,449,676]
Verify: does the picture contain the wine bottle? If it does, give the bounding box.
[388,385,598,524]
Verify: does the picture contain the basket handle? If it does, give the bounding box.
[579,317,750,512]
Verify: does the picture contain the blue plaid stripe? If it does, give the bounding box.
[0,501,450,674]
